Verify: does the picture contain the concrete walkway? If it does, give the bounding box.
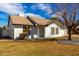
[58,39,79,45]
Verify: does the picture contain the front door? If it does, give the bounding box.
[39,28,45,37]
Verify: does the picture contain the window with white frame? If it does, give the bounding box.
[51,27,55,35]
[56,28,59,34]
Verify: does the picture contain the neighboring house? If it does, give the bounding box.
[0,27,2,37]
[6,14,67,39]
[72,25,79,34]
[2,26,8,37]
[76,25,79,31]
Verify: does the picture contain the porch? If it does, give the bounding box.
[26,26,45,39]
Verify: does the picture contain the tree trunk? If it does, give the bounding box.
[68,29,72,40]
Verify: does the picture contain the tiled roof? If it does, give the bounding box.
[10,16,33,25]
[10,15,63,27]
[27,16,51,25]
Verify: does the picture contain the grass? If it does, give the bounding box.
[0,38,79,56]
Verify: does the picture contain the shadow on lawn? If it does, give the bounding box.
[0,36,12,40]
[0,36,67,42]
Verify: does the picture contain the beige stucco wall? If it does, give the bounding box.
[8,19,23,39]
[45,23,67,38]
[14,25,23,39]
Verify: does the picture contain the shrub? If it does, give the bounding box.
[19,32,27,40]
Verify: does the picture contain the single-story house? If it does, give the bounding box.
[3,14,67,40]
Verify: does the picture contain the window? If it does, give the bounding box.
[56,28,59,34]
[23,26,29,33]
[51,27,55,35]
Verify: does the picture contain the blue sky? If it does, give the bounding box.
[0,3,79,27]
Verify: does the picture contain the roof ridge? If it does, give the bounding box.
[28,16,50,21]
[27,16,51,25]
[27,16,38,25]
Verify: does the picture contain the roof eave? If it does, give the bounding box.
[13,24,33,26]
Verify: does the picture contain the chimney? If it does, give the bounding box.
[18,13,25,17]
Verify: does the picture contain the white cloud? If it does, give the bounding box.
[51,13,64,21]
[51,12,63,17]
[56,12,63,16]
[0,3,24,14]
[51,14,57,17]
[25,13,45,19]
[31,3,53,15]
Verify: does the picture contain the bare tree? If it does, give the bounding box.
[62,9,79,40]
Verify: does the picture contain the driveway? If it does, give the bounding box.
[58,34,79,45]
[58,39,79,45]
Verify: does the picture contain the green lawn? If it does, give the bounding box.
[0,39,79,56]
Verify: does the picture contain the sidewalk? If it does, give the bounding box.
[58,39,79,45]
